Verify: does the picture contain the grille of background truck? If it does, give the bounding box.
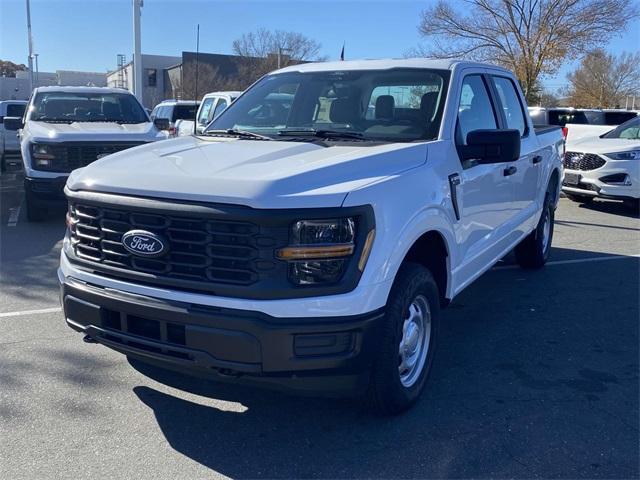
[68,202,261,286]
[563,152,606,171]
[35,142,146,172]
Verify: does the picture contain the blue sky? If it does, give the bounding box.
[1,0,639,91]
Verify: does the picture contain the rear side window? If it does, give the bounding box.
[529,109,546,126]
[492,76,527,136]
[173,104,198,122]
[456,75,498,145]
[7,104,26,117]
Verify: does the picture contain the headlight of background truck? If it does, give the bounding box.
[277,218,362,285]
[31,143,56,168]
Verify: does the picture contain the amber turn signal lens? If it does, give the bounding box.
[276,243,355,260]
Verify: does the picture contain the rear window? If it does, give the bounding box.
[548,110,590,126]
[7,104,26,117]
[603,111,637,126]
[172,104,199,122]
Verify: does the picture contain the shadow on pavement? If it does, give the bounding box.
[573,198,640,219]
[128,248,639,479]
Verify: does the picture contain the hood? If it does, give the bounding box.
[27,120,166,143]
[67,136,429,208]
[567,135,640,155]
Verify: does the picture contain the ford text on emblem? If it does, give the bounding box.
[121,230,168,257]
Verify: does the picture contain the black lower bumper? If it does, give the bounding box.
[25,176,68,207]
[60,275,385,395]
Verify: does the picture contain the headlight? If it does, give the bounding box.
[31,143,56,168]
[605,150,640,160]
[277,218,356,285]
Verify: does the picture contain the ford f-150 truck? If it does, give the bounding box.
[9,86,168,221]
[59,59,563,414]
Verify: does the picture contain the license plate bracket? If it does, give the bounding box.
[564,172,581,186]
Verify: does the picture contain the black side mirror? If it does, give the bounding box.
[3,116,25,131]
[153,117,170,131]
[461,129,521,163]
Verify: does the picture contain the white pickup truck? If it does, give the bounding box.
[8,86,168,220]
[175,91,242,136]
[59,59,563,414]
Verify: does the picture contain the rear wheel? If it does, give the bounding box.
[565,193,594,204]
[515,192,554,269]
[367,263,440,415]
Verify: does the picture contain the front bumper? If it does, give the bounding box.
[59,272,385,396]
[25,176,68,207]
[561,156,640,200]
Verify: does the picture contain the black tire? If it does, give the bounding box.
[515,192,554,269]
[366,262,440,415]
[565,193,593,204]
[25,195,46,222]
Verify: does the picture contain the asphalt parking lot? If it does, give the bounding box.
[1,162,638,480]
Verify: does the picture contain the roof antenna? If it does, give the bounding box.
[340,42,345,61]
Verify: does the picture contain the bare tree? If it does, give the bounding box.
[415,0,638,102]
[231,29,325,83]
[565,49,640,108]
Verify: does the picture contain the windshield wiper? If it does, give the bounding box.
[278,129,365,140]
[204,129,272,140]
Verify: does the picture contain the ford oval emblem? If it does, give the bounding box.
[121,230,168,258]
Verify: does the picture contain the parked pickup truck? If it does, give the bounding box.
[6,86,168,220]
[175,91,242,136]
[0,100,28,172]
[59,59,563,414]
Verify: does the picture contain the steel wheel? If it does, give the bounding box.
[541,207,551,253]
[398,294,431,388]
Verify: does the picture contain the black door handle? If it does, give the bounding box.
[503,165,517,176]
[532,155,543,164]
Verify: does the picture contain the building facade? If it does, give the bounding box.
[0,69,107,101]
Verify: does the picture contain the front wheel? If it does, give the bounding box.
[515,193,554,269]
[366,263,440,415]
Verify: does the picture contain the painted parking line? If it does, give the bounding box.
[0,307,62,318]
[7,200,22,227]
[495,253,640,270]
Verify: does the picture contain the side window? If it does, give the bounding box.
[492,76,527,136]
[457,75,498,145]
[150,106,160,120]
[197,98,215,125]
[212,99,228,120]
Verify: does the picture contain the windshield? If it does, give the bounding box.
[603,116,640,139]
[30,92,149,123]
[205,68,450,142]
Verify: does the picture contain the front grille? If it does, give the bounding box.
[68,202,265,286]
[563,152,606,171]
[35,142,145,172]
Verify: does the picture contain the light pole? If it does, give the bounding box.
[277,47,292,69]
[34,53,39,87]
[132,0,143,101]
[25,0,35,92]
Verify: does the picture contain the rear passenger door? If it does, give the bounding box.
[490,75,542,222]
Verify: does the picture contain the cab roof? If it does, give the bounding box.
[33,86,131,95]
[274,58,508,74]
